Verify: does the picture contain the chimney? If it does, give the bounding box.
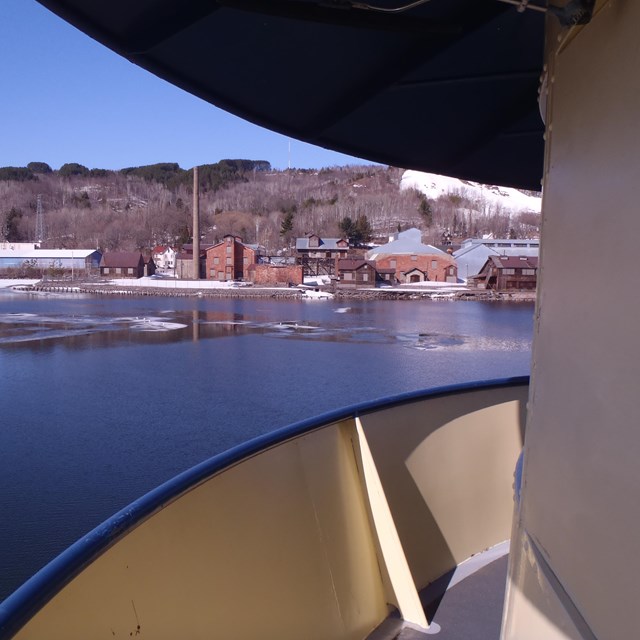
[192,165,200,280]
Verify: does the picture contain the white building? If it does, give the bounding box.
[152,246,177,270]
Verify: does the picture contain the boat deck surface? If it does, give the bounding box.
[422,554,508,639]
[369,546,508,640]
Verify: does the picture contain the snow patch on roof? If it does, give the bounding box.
[367,228,448,258]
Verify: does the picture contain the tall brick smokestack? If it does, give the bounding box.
[192,165,200,280]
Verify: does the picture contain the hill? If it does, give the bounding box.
[0,162,540,253]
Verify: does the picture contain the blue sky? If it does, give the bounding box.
[0,1,371,172]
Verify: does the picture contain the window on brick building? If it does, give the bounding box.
[214,257,219,265]
[390,259,396,268]
[431,260,438,269]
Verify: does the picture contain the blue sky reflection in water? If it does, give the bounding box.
[0,293,533,601]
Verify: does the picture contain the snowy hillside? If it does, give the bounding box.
[400,170,541,215]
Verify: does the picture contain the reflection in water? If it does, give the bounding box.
[0,305,532,353]
[192,309,199,342]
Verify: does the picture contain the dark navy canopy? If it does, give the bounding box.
[36,0,547,189]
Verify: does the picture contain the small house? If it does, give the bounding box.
[471,255,538,291]
[152,246,177,270]
[336,259,377,288]
[100,252,153,278]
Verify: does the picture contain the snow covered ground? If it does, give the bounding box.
[302,289,334,299]
[106,276,249,289]
[400,170,541,214]
[303,275,332,287]
[0,279,39,289]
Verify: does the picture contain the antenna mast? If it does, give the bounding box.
[35,194,45,245]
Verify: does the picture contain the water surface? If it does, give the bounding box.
[0,291,533,601]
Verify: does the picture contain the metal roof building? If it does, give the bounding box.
[454,238,539,281]
[366,228,448,259]
[0,249,102,270]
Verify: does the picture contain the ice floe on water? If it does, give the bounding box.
[397,331,530,352]
[0,305,531,352]
[113,316,189,331]
[0,312,190,345]
[3,313,38,318]
[130,319,188,332]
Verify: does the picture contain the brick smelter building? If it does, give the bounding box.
[366,228,457,284]
[205,235,261,281]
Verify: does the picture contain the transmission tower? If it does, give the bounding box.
[35,194,45,244]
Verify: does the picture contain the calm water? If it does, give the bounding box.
[0,290,533,601]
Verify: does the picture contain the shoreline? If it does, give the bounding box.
[3,279,537,302]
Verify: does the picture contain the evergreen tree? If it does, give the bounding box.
[339,216,354,239]
[340,214,372,246]
[2,207,24,242]
[280,210,294,236]
[418,193,433,226]
[354,214,373,245]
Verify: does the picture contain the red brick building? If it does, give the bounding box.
[205,235,260,281]
[367,228,457,283]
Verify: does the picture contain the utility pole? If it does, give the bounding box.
[192,166,200,280]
